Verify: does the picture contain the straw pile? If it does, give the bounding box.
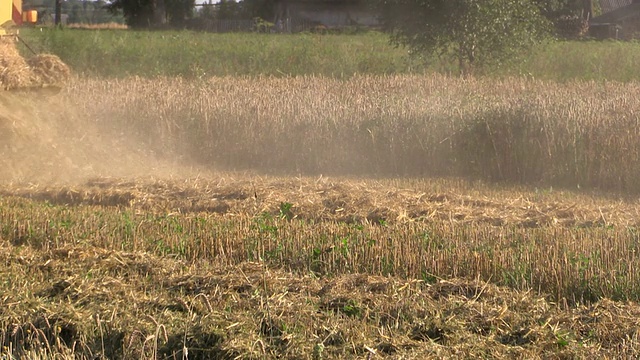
[0,38,34,90]
[27,54,71,86]
[0,38,70,90]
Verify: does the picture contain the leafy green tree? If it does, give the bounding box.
[106,0,155,27]
[380,0,551,74]
[533,0,596,38]
[164,0,195,25]
[92,0,124,23]
[534,0,576,18]
[107,0,194,28]
[238,0,275,20]
[217,0,242,19]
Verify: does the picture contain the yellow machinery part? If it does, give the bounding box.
[0,0,13,34]
[0,0,25,36]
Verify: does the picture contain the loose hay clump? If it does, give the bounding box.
[27,54,71,86]
[0,38,35,90]
[1,38,70,90]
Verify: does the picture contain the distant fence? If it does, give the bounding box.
[187,18,339,33]
[188,19,254,32]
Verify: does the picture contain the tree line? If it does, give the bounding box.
[104,0,275,28]
[23,0,597,35]
[96,0,597,32]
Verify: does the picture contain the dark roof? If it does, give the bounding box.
[600,0,632,13]
[591,2,640,23]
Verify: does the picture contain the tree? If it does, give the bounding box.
[380,0,551,74]
[533,0,596,38]
[217,0,242,20]
[107,0,160,27]
[164,0,195,25]
[107,0,194,28]
[242,0,275,20]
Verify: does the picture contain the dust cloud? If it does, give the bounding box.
[0,90,201,186]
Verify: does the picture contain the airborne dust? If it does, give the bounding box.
[0,90,202,184]
[0,38,202,185]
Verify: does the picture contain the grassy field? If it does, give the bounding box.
[3,31,640,358]
[18,29,415,78]
[16,28,640,81]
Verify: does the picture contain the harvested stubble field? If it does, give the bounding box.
[3,176,640,359]
[2,74,640,358]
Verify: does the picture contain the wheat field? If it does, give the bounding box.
[65,74,640,191]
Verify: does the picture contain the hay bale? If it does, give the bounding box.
[27,54,71,86]
[0,38,35,90]
[0,38,71,90]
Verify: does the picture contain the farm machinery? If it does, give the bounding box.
[1,0,70,92]
[0,0,36,35]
